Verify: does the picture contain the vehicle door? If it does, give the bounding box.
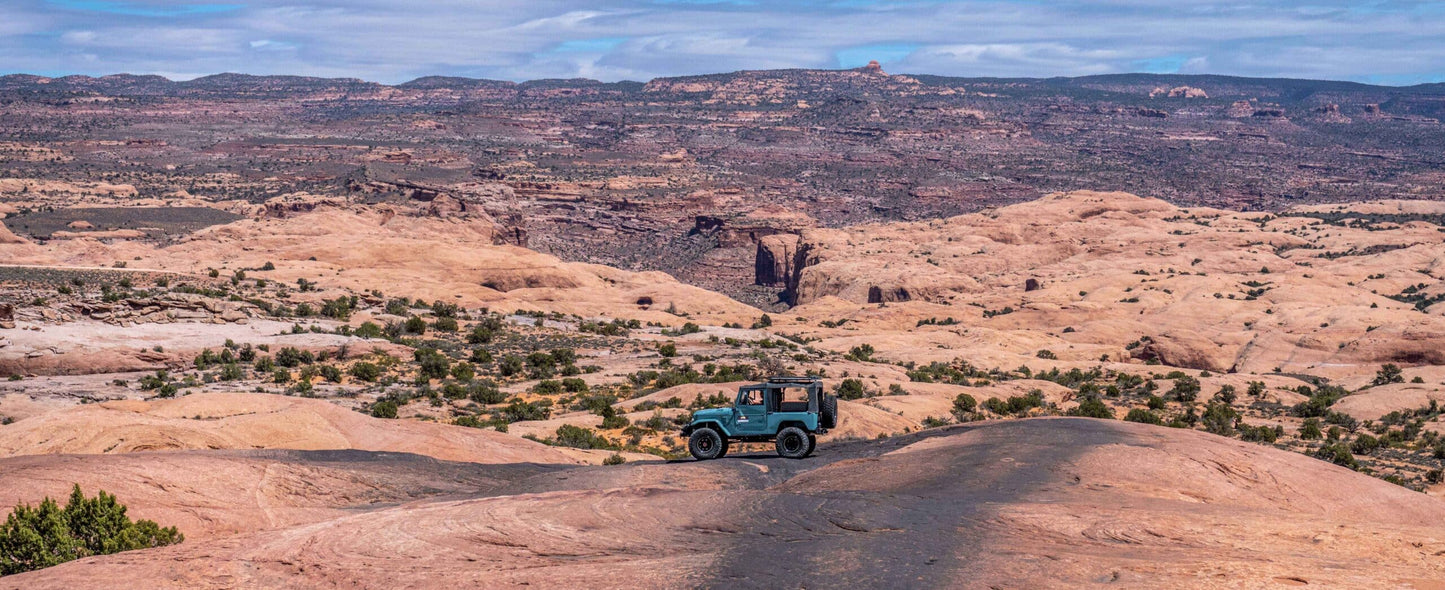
[734,386,768,435]
[769,386,810,432]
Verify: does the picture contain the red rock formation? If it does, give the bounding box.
[755,234,800,287]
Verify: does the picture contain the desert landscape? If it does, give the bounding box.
[4,64,1445,587]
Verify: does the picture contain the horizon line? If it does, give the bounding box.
[1,68,1442,90]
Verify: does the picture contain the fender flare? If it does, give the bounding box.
[682,421,729,438]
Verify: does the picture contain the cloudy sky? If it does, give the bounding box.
[2,1,1443,85]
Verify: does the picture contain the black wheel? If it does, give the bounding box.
[776,427,810,459]
[804,434,816,457]
[689,428,726,460]
[819,394,838,429]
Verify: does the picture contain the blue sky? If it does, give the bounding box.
[1,1,1442,84]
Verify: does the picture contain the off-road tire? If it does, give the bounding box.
[804,434,816,457]
[689,427,726,460]
[776,427,810,459]
[819,394,839,429]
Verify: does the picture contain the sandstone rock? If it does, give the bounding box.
[1134,331,1237,373]
[755,234,800,287]
[1227,100,1255,118]
[0,221,26,245]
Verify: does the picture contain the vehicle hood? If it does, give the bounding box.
[691,407,733,423]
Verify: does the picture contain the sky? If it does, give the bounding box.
[1,1,1443,85]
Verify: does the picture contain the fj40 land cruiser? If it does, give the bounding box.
[681,376,839,460]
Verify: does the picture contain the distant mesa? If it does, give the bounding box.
[861,60,885,75]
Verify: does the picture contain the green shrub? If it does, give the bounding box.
[0,485,183,575]
[603,454,626,466]
[601,412,630,429]
[553,425,615,450]
[468,380,506,405]
[1314,443,1359,469]
[320,296,355,320]
[951,393,977,422]
[1124,408,1162,425]
[274,347,314,368]
[1351,433,1380,455]
[414,348,451,380]
[1215,384,1237,404]
[370,400,398,419]
[550,348,577,366]
[835,378,867,400]
[450,362,475,383]
[498,355,525,377]
[984,390,1045,416]
[844,344,875,362]
[497,399,551,422]
[1291,385,1348,418]
[1068,397,1114,419]
[217,363,243,382]
[349,362,381,382]
[1374,363,1404,386]
[1238,423,1282,443]
[1201,401,1239,436]
[1170,376,1200,403]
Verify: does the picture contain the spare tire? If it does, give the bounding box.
[819,393,838,429]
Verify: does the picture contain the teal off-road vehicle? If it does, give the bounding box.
[681,376,839,460]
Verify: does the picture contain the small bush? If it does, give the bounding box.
[1068,397,1114,419]
[951,393,977,422]
[835,378,867,400]
[0,485,183,575]
[1170,376,1200,403]
[1124,408,1162,425]
[414,348,451,380]
[370,400,399,419]
[1299,418,1323,440]
[553,425,616,450]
